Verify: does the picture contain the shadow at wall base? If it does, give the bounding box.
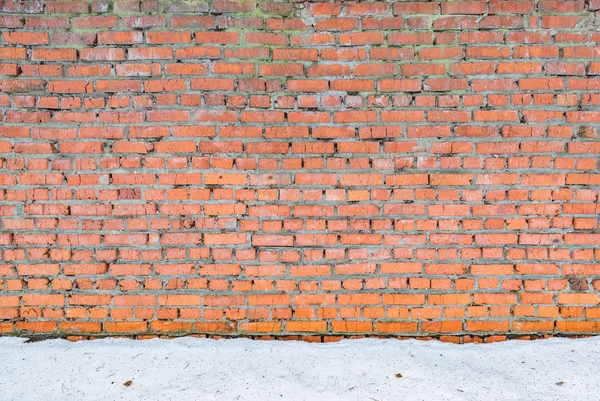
[6,332,598,345]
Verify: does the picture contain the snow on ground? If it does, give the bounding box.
[1,336,598,401]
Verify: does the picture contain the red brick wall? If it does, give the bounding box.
[1,0,600,340]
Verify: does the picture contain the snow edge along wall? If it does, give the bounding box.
[1,0,600,339]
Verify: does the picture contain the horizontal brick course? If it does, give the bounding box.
[0,0,599,339]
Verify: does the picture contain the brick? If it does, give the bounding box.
[4,32,49,45]
[80,48,126,61]
[105,322,147,333]
[23,294,64,306]
[196,31,239,44]
[441,1,486,14]
[32,48,77,61]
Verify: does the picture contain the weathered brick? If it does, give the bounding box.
[0,0,598,340]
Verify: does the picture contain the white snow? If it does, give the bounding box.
[1,336,598,401]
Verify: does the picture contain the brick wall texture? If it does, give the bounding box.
[1,0,600,340]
